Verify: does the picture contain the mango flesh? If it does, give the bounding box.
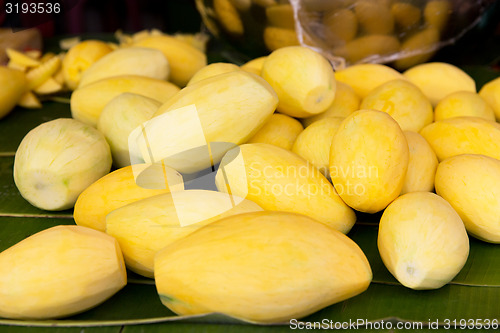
[403,62,476,106]
[0,225,126,319]
[333,35,400,65]
[74,164,183,232]
[240,56,267,76]
[434,91,495,121]
[361,79,433,132]
[378,192,469,290]
[70,75,180,127]
[62,40,113,90]
[78,47,170,87]
[14,118,112,211]
[248,113,303,150]
[435,154,500,243]
[401,131,438,195]
[420,116,500,161]
[354,1,394,35]
[0,66,26,119]
[136,71,278,174]
[292,117,344,178]
[97,93,161,168]
[394,28,439,70]
[330,110,409,213]
[263,27,300,52]
[424,0,451,32]
[479,76,500,121]
[155,211,372,323]
[261,46,336,118]
[334,64,404,99]
[215,143,356,233]
[133,35,207,87]
[187,62,240,86]
[106,190,263,277]
[322,8,358,46]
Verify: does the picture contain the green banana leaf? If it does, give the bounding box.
[1,34,500,333]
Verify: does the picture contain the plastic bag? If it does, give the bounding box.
[289,0,494,70]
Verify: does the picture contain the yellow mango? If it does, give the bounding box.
[420,117,500,161]
[17,91,41,109]
[394,28,440,70]
[333,35,400,64]
[391,2,421,30]
[330,110,409,213]
[187,62,240,86]
[0,66,26,119]
[230,0,251,11]
[266,4,295,29]
[62,40,113,90]
[263,26,300,52]
[248,113,303,150]
[361,79,433,132]
[215,143,356,233]
[78,47,170,87]
[33,77,63,95]
[97,93,161,168]
[138,71,278,174]
[6,48,40,67]
[301,82,360,127]
[435,154,500,243]
[323,8,358,46]
[214,0,244,36]
[107,190,262,277]
[401,131,438,195]
[70,75,180,127]
[74,164,183,232]
[133,35,207,87]
[25,56,61,90]
[334,63,404,99]
[403,62,476,106]
[155,211,372,323]
[292,117,344,178]
[479,76,500,121]
[354,1,394,35]
[14,118,112,211]
[240,56,267,75]
[434,91,495,121]
[378,192,469,290]
[261,46,336,118]
[424,0,451,32]
[0,225,126,319]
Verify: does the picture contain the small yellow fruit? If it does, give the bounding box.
[240,56,267,75]
[261,46,336,118]
[361,79,433,132]
[354,1,394,35]
[70,75,180,127]
[391,2,422,30]
[106,190,263,277]
[403,62,476,106]
[400,131,438,195]
[330,110,409,213]
[155,211,372,323]
[214,0,244,36]
[62,40,113,90]
[263,27,300,52]
[378,192,469,290]
[420,117,500,161]
[187,62,240,86]
[0,66,26,119]
[434,91,495,121]
[0,225,126,319]
[424,0,451,32]
[17,91,41,109]
[394,28,440,70]
[322,8,358,46]
[215,143,356,233]
[266,4,295,29]
[479,76,500,121]
[333,35,400,64]
[248,113,303,150]
[74,163,183,232]
[435,154,500,243]
[334,63,404,99]
[292,117,344,178]
[14,118,112,211]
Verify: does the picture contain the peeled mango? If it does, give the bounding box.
[106,190,262,277]
[0,66,26,119]
[330,110,409,213]
[131,71,278,174]
[248,113,303,150]
[78,47,170,87]
[74,163,184,232]
[434,91,495,122]
[479,76,500,121]
[435,154,500,243]
[378,192,469,290]
[187,62,240,86]
[0,225,126,319]
[154,211,372,323]
[215,143,356,233]
[70,75,180,127]
[420,116,500,161]
[14,118,112,211]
